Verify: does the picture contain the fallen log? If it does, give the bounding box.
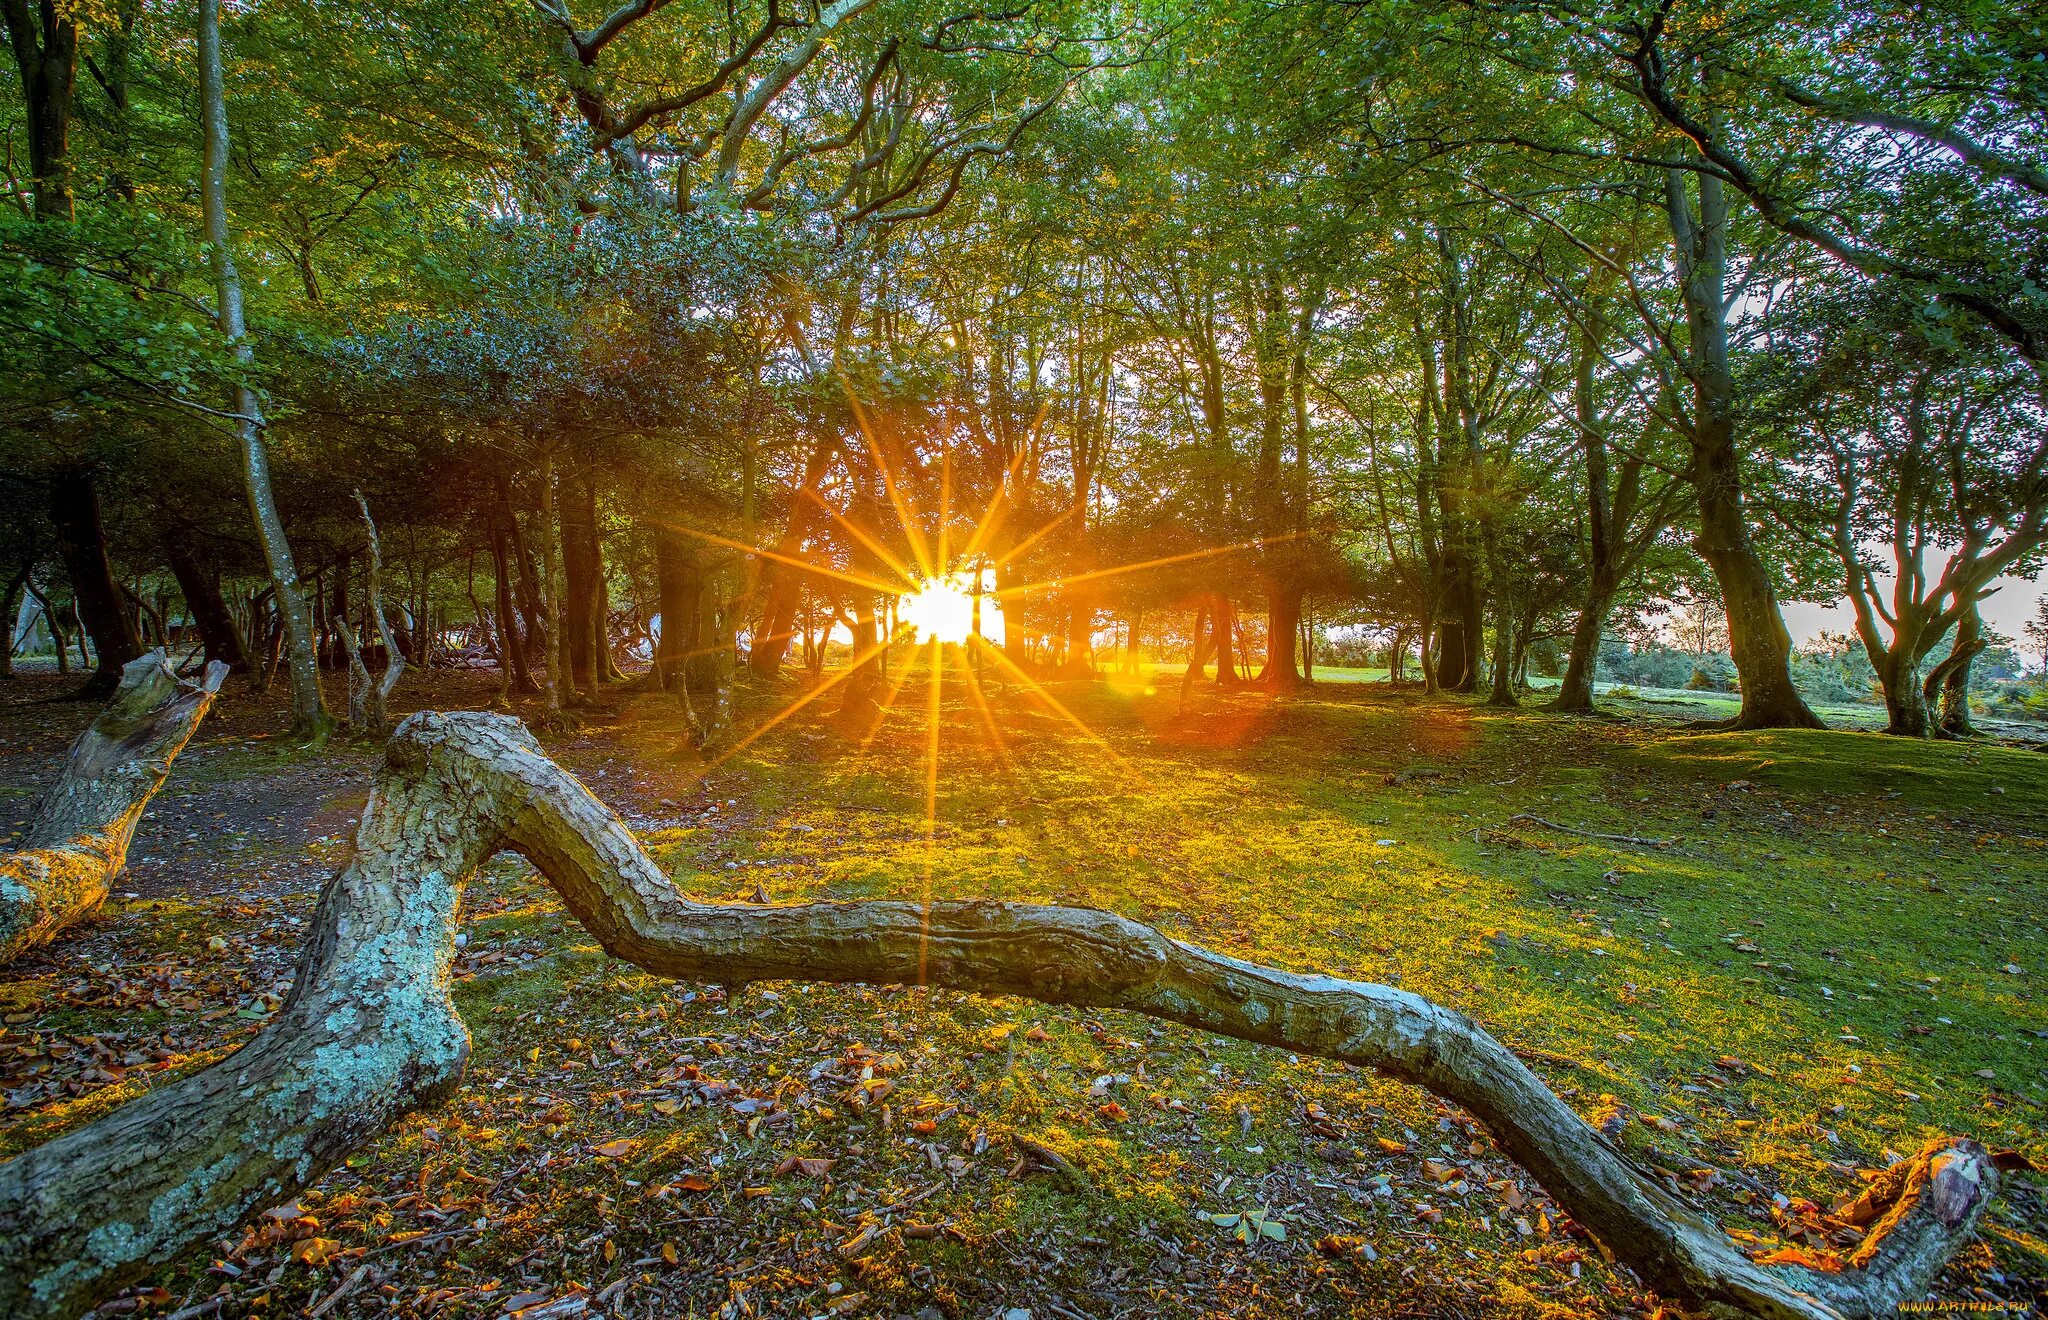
[0,651,227,964]
[0,711,2000,1319]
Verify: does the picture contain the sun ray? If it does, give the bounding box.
[802,491,921,589]
[970,636,1145,784]
[954,442,1030,566]
[986,504,1078,572]
[919,637,943,985]
[693,637,892,773]
[997,532,1308,600]
[937,446,954,578]
[647,519,903,597]
[949,644,1018,775]
[857,635,927,751]
[836,375,935,578]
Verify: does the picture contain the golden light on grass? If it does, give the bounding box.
[643,400,1278,896]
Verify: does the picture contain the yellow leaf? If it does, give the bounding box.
[291,1237,342,1268]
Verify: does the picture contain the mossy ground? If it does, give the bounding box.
[2,661,2043,1319]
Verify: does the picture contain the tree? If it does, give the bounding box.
[198,0,328,736]
[1773,291,2048,735]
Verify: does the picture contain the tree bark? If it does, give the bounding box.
[1665,167,1821,730]
[560,464,599,691]
[537,455,567,716]
[48,467,142,700]
[1877,650,1930,738]
[493,471,549,672]
[1552,581,1615,715]
[162,532,251,673]
[1208,594,1241,686]
[652,525,701,695]
[1486,569,1519,708]
[487,504,536,694]
[749,437,836,678]
[1924,606,1984,740]
[2,0,78,219]
[1260,583,1304,688]
[0,709,2002,1320]
[333,493,404,736]
[0,651,225,964]
[0,568,24,678]
[199,0,326,737]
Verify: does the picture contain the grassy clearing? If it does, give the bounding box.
[4,663,2044,1318]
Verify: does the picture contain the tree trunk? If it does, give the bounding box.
[48,467,141,699]
[1925,606,1984,739]
[0,709,2002,1320]
[561,465,598,691]
[538,456,567,717]
[0,652,225,963]
[333,492,404,736]
[1666,167,1821,731]
[1876,649,1931,737]
[1433,616,1469,693]
[1209,594,1241,686]
[1486,578,1518,707]
[0,569,23,678]
[488,507,536,694]
[1179,605,1211,708]
[590,484,625,684]
[200,0,326,737]
[494,472,549,672]
[838,597,882,716]
[24,581,70,675]
[1551,580,1615,715]
[326,555,350,670]
[750,437,836,678]
[1260,583,1303,687]
[652,526,701,694]
[161,533,251,673]
[2,0,78,220]
[1059,594,1096,677]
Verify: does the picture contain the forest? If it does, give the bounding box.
[3,0,2046,1317]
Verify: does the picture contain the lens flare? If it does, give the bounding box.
[898,576,977,644]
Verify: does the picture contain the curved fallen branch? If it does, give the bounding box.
[0,712,1999,1319]
[0,652,227,964]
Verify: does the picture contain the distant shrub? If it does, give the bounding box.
[1687,655,1737,691]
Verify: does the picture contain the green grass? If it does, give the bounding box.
[6,669,2044,1317]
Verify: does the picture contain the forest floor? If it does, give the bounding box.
[2,658,2045,1320]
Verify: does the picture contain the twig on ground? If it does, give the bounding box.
[162,1299,225,1320]
[306,1263,373,1319]
[1505,813,1674,847]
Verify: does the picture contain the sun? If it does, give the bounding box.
[898,576,977,644]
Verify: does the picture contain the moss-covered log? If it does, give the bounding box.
[0,711,2001,1319]
[0,652,227,964]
